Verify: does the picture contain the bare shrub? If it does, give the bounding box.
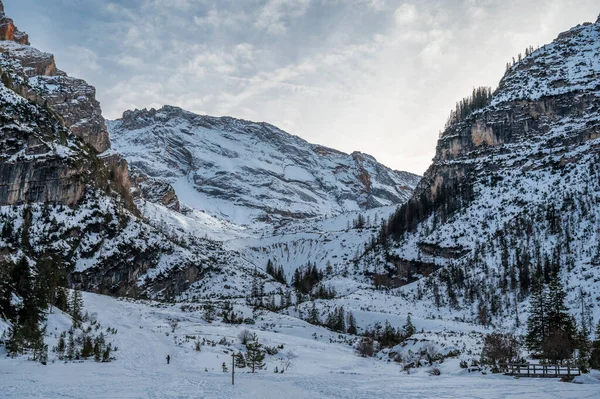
[238,329,257,345]
[356,337,375,357]
[481,332,520,371]
[168,319,179,333]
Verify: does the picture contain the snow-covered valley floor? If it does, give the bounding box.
[1,293,598,399]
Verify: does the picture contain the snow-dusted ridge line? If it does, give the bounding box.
[108,105,420,226]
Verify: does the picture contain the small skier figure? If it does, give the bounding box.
[166,355,170,364]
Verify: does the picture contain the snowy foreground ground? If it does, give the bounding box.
[1,293,598,399]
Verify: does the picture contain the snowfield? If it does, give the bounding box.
[1,292,598,399]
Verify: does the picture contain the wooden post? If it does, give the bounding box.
[567,366,570,377]
[232,353,235,385]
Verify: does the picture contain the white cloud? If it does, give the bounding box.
[394,3,418,25]
[255,0,312,34]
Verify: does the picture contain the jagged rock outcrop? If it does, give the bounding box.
[0,77,88,205]
[0,1,109,153]
[411,17,600,211]
[108,106,420,224]
[130,171,180,211]
[102,153,132,193]
[0,1,29,45]
[29,75,110,153]
[0,41,61,77]
[0,2,211,298]
[0,1,113,205]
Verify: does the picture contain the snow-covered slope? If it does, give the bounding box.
[108,106,420,225]
[2,291,599,398]
[370,15,600,329]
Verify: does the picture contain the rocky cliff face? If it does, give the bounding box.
[0,1,109,153]
[405,16,600,227]
[0,60,89,205]
[0,2,28,45]
[373,15,600,324]
[0,1,233,298]
[108,106,420,225]
[29,75,110,153]
[0,1,112,206]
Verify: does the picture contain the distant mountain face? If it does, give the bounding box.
[108,106,420,225]
[369,15,600,325]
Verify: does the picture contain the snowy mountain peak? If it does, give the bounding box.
[492,16,600,106]
[119,105,288,141]
[375,13,600,332]
[109,106,420,225]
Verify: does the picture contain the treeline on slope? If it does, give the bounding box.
[377,142,600,293]
[408,199,597,328]
[481,272,600,373]
[247,260,337,313]
[0,254,64,362]
[381,177,474,242]
[444,86,493,129]
[0,253,116,363]
[503,45,538,76]
[375,87,493,244]
[0,206,119,364]
[393,157,600,371]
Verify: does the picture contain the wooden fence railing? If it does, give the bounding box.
[499,363,580,378]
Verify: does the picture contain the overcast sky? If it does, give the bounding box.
[7,0,599,174]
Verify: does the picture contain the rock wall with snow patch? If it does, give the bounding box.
[108,106,420,225]
[373,15,600,327]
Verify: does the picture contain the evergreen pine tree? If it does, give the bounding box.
[70,290,84,328]
[66,330,75,360]
[526,281,548,355]
[6,324,24,357]
[81,335,94,359]
[234,352,246,368]
[249,268,262,308]
[266,259,275,277]
[403,313,416,338]
[576,324,592,373]
[589,321,600,370]
[93,338,102,362]
[203,303,216,323]
[245,341,265,373]
[102,344,112,362]
[325,261,333,276]
[56,332,66,360]
[284,290,292,308]
[335,307,346,333]
[307,302,320,325]
[544,273,577,363]
[347,311,358,335]
[55,287,69,313]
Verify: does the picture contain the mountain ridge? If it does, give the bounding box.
[364,12,600,330]
[108,104,420,225]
